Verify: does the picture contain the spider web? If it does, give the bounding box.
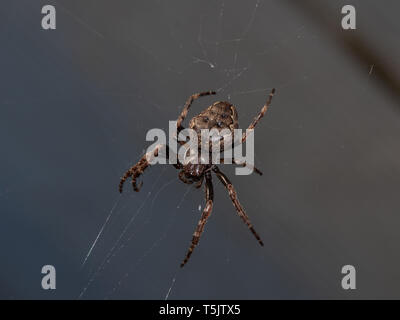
[76,0,310,299]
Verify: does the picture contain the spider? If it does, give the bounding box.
[119,88,276,267]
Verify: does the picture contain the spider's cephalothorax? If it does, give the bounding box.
[119,88,276,267]
[182,163,208,179]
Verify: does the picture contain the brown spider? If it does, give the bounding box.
[119,88,276,267]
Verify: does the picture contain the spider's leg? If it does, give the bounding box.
[119,144,181,193]
[212,166,264,246]
[241,88,275,143]
[180,171,213,267]
[177,91,216,133]
[119,156,149,193]
[194,176,204,189]
[178,171,193,184]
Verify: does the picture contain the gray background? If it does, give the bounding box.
[1,0,400,299]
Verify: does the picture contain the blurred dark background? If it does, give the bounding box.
[1,0,400,299]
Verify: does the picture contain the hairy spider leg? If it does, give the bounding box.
[194,176,204,189]
[181,171,214,267]
[213,166,264,246]
[178,170,194,184]
[119,144,181,193]
[177,91,216,134]
[241,88,276,143]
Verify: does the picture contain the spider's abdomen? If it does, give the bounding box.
[189,101,239,132]
[189,101,239,151]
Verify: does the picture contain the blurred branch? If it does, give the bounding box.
[285,0,400,112]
